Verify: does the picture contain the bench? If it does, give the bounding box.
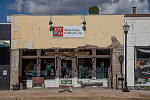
[32,77,44,88]
[81,82,103,88]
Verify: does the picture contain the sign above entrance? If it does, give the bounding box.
[51,26,84,38]
[45,51,90,56]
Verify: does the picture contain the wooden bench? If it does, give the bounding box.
[32,77,44,88]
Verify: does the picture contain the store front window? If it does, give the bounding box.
[22,49,37,56]
[135,48,150,85]
[22,59,37,80]
[96,58,109,79]
[41,58,55,79]
[78,58,92,79]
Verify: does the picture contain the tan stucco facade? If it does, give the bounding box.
[9,15,124,49]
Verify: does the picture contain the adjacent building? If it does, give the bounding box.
[0,23,11,90]
[125,7,150,88]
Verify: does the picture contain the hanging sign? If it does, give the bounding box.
[51,26,84,38]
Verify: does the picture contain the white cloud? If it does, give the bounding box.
[8,0,24,12]
[99,0,149,14]
[7,0,149,14]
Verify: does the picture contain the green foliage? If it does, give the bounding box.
[89,6,99,14]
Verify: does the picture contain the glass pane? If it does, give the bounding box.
[22,49,37,56]
[22,59,37,80]
[61,60,72,78]
[41,58,55,79]
[135,48,150,85]
[96,58,110,79]
[78,58,92,79]
[96,49,110,55]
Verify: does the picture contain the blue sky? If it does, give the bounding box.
[0,0,23,22]
[0,0,150,23]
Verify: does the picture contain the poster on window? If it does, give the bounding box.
[51,26,84,38]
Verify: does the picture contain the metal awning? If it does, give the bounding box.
[0,41,9,47]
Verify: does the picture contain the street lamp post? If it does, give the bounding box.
[123,22,130,92]
[119,54,124,91]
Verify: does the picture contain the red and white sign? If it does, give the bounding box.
[52,26,84,38]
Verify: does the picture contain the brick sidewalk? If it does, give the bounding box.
[0,87,150,100]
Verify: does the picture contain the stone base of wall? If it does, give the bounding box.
[10,49,19,90]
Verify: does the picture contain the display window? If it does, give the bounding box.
[135,48,150,85]
[41,58,55,79]
[22,59,37,80]
[96,58,110,79]
[78,58,92,79]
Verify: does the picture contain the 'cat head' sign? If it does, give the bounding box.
[51,26,84,38]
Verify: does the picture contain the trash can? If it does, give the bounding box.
[13,85,19,91]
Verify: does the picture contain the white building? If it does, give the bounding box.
[125,7,150,87]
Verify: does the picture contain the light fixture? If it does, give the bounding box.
[49,14,53,31]
[123,22,130,33]
[50,26,53,31]
[82,14,86,31]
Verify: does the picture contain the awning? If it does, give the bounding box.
[0,45,8,47]
[0,41,9,47]
[137,49,150,53]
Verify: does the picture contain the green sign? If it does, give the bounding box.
[61,80,72,84]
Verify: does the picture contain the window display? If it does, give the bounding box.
[135,48,150,85]
[96,58,109,79]
[22,59,37,80]
[41,58,55,79]
[78,58,92,79]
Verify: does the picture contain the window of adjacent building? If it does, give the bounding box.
[135,48,150,85]
[78,58,92,79]
[22,59,37,80]
[41,58,55,79]
[0,47,9,65]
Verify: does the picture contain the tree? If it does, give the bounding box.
[89,6,99,14]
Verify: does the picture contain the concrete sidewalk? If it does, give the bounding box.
[0,87,150,100]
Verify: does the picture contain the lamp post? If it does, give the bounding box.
[119,54,124,91]
[123,22,130,92]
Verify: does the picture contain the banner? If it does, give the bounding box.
[51,26,84,38]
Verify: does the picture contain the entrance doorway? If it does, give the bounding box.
[61,60,72,78]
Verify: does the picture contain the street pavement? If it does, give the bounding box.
[0,87,150,100]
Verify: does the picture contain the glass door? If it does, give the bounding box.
[61,60,72,78]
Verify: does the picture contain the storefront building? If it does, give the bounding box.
[125,7,150,88]
[0,23,10,90]
[7,15,124,89]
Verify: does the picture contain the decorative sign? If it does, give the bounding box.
[45,51,90,56]
[51,26,84,38]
